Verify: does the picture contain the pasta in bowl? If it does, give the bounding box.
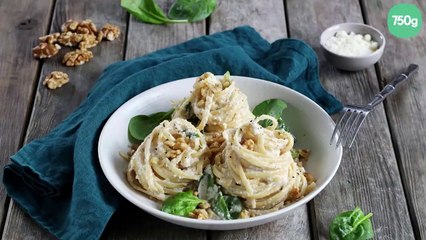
[98,72,342,230]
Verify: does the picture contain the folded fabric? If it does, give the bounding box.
[3,26,342,240]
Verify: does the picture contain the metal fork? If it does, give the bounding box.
[330,64,419,148]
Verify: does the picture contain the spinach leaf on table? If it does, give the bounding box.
[121,0,217,24]
[128,109,174,144]
[252,99,288,130]
[329,207,374,240]
[169,0,217,22]
[161,190,205,216]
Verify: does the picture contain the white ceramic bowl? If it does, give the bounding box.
[98,76,342,230]
[320,23,385,71]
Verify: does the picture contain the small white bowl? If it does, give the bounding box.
[320,23,385,71]
[98,76,343,230]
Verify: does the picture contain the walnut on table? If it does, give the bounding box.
[32,42,61,59]
[76,19,98,35]
[61,19,79,32]
[79,33,99,49]
[58,31,84,47]
[62,49,93,67]
[39,32,60,44]
[100,23,120,41]
[43,71,69,89]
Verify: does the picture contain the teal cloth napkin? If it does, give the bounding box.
[3,26,342,240]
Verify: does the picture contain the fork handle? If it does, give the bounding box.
[368,64,419,108]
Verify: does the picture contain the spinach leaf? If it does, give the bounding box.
[252,99,288,130]
[121,0,188,24]
[161,190,204,216]
[169,0,217,22]
[329,207,374,240]
[128,109,174,144]
[223,195,243,219]
[121,0,216,24]
[198,166,242,220]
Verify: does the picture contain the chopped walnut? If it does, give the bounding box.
[198,201,210,209]
[39,32,60,44]
[43,71,69,89]
[79,34,99,49]
[304,172,316,185]
[61,19,79,32]
[96,31,104,42]
[32,43,61,59]
[100,23,120,41]
[58,31,84,47]
[62,49,93,66]
[242,139,255,151]
[188,209,209,220]
[76,19,97,35]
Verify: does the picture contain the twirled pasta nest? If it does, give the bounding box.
[173,72,254,132]
[127,118,208,201]
[212,116,316,215]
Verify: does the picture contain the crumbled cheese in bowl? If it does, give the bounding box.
[324,30,379,57]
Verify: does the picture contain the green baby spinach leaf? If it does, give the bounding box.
[252,99,288,130]
[169,0,217,22]
[128,109,174,144]
[121,0,216,24]
[198,166,243,220]
[329,207,374,240]
[161,190,205,216]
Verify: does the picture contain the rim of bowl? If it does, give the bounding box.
[320,22,386,59]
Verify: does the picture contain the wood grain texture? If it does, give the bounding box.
[2,0,127,239]
[104,1,206,239]
[208,1,311,240]
[361,0,426,238]
[286,0,414,239]
[0,0,54,232]
[209,0,287,42]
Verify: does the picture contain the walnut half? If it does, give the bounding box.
[43,71,69,89]
[100,23,120,41]
[62,49,93,67]
[32,43,61,59]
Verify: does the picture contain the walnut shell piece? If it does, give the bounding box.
[62,49,93,67]
[32,43,61,59]
[100,23,120,41]
[43,71,69,89]
[39,32,60,44]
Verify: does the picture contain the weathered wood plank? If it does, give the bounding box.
[2,0,127,239]
[209,0,287,42]
[0,0,55,233]
[103,1,207,239]
[361,0,426,238]
[208,1,311,240]
[286,0,415,239]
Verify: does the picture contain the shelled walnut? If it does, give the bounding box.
[58,31,84,47]
[43,71,69,89]
[61,19,79,32]
[62,49,93,66]
[32,43,61,59]
[76,19,97,35]
[79,34,99,49]
[100,23,120,41]
[39,32,60,44]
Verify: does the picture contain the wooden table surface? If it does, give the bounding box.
[0,0,425,239]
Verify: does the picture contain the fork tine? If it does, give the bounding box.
[341,111,363,146]
[348,112,368,148]
[330,109,349,145]
[336,109,356,147]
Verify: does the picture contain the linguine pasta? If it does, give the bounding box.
[126,72,315,219]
